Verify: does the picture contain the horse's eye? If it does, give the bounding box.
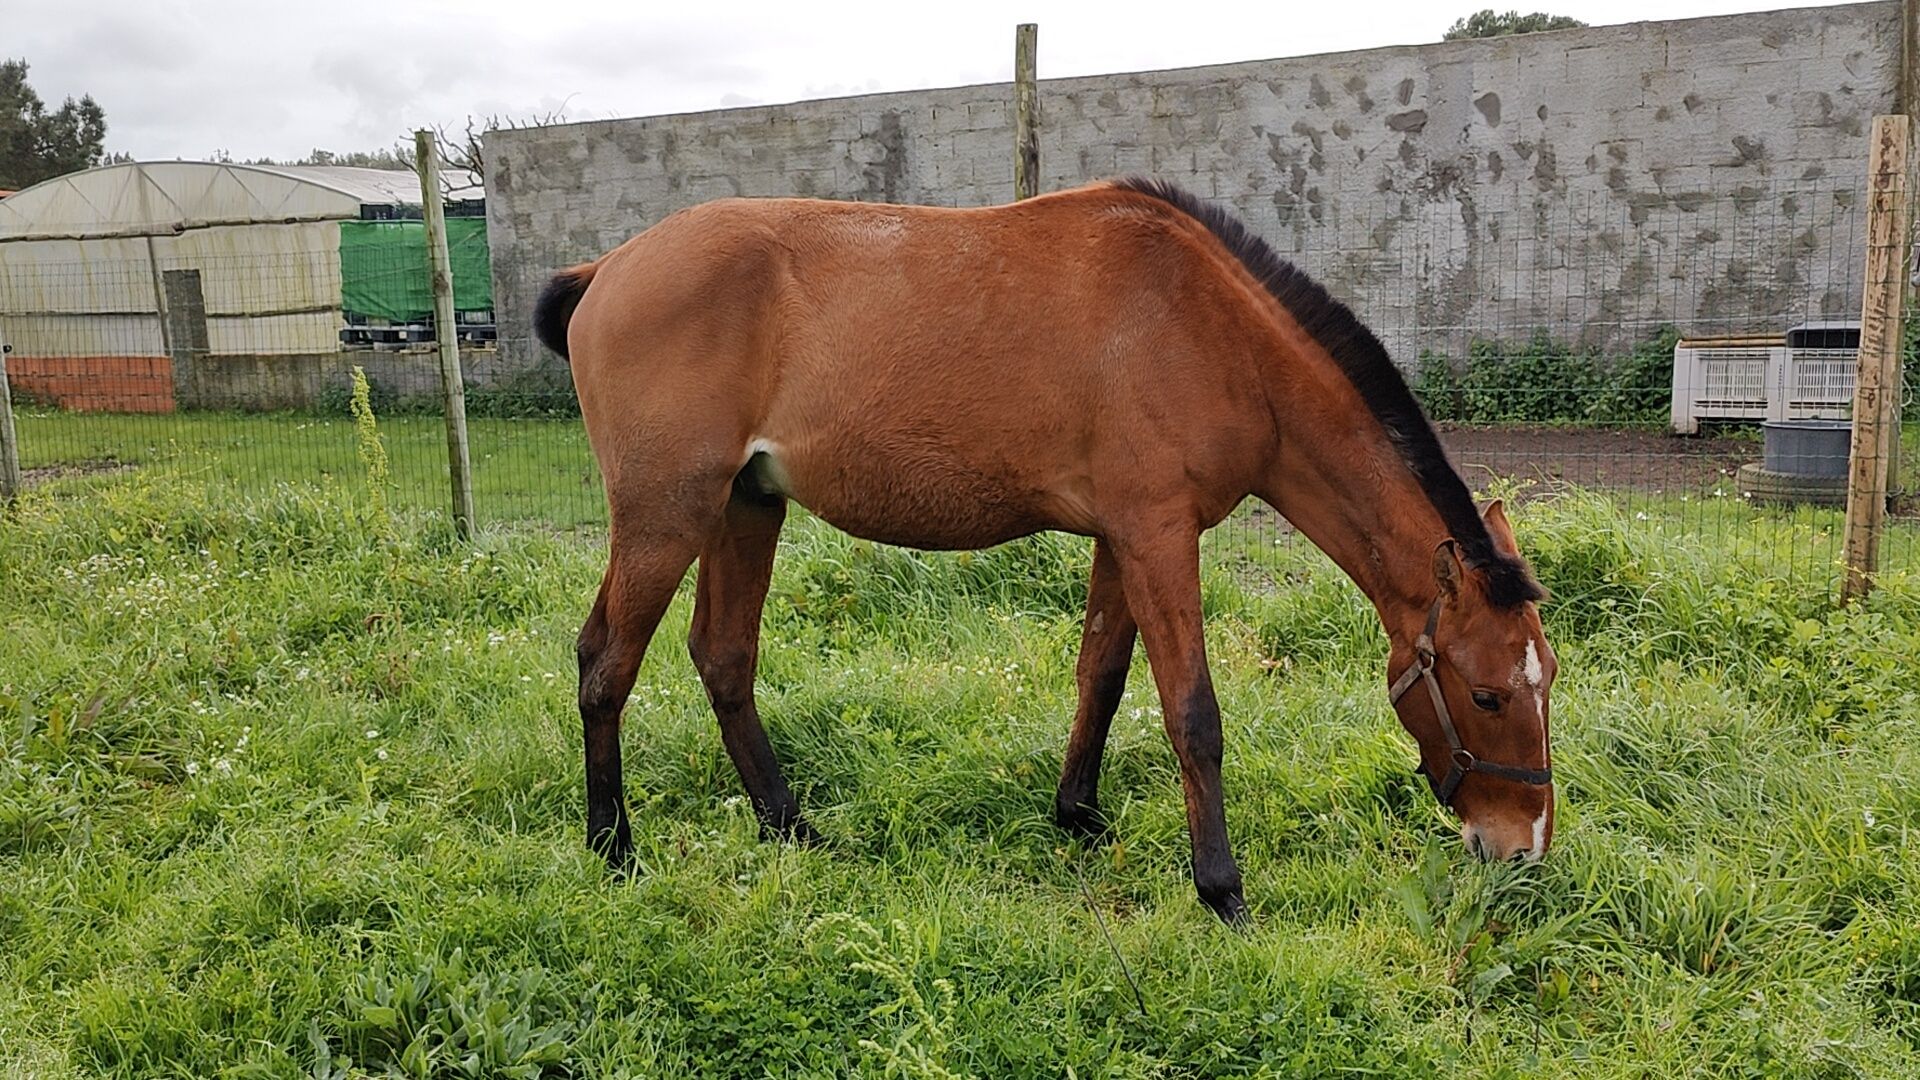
[1471,690,1502,712]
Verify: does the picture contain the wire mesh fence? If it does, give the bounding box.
[1198,172,1920,595]
[0,224,605,530]
[1,174,1914,595]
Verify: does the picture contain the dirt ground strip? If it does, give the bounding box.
[1437,426,1753,496]
[21,458,136,487]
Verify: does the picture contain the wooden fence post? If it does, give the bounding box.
[415,129,477,539]
[1014,23,1038,200]
[0,343,21,504]
[1842,114,1912,602]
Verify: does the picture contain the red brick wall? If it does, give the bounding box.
[6,356,175,413]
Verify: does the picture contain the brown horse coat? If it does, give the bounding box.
[541,179,1554,922]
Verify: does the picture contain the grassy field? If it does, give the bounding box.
[14,409,607,529]
[3,417,1920,1077]
[17,408,1920,577]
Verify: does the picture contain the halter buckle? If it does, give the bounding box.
[1413,636,1436,669]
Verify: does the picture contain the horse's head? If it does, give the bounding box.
[1388,500,1555,862]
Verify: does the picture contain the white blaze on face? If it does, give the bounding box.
[1528,634,1543,734]
[1510,637,1549,762]
[1528,808,1548,862]
[1512,638,1546,716]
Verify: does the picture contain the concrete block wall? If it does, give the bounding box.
[485,2,1899,369]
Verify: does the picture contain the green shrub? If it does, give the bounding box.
[312,372,580,420]
[464,381,580,420]
[315,379,440,418]
[1414,348,1462,421]
[1414,326,1678,426]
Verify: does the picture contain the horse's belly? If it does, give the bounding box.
[754,442,1074,550]
[793,476,1054,551]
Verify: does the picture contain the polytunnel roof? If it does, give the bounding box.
[0,161,482,241]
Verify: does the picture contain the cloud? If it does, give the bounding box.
[58,16,196,76]
[542,23,771,85]
[6,0,1870,164]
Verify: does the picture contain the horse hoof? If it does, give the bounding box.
[1196,872,1248,926]
[589,824,634,875]
[763,815,824,847]
[1054,799,1110,840]
[1206,892,1250,927]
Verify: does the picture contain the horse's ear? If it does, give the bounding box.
[1432,539,1463,600]
[1482,499,1520,557]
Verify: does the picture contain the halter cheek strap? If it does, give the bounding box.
[1388,597,1553,806]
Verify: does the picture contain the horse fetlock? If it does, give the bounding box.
[1054,793,1109,838]
[759,809,823,847]
[587,813,633,872]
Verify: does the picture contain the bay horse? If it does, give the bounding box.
[535,178,1555,923]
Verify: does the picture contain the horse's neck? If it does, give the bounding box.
[1255,412,1447,639]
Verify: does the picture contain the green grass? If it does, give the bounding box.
[15,409,606,529]
[3,418,1920,1077]
[16,409,1920,576]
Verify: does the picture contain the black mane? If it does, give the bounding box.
[1112,177,1543,608]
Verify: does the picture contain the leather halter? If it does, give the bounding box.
[1388,597,1554,806]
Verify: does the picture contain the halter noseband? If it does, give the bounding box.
[1388,597,1553,806]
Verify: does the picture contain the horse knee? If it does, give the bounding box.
[576,641,633,719]
[688,634,756,713]
[1164,689,1224,768]
[1079,664,1129,707]
[578,672,628,719]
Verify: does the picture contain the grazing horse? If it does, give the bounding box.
[536,178,1556,923]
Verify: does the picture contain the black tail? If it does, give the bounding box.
[533,263,597,360]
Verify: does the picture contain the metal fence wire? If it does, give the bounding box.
[0,174,1914,592]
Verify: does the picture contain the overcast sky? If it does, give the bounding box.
[14,0,1861,163]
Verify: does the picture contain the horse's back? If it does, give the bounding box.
[567,187,1272,545]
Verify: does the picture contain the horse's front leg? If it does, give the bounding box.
[1111,523,1246,924]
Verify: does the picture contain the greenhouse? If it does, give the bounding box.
[0,161,488,411]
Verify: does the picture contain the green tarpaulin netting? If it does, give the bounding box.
[339,218,492,321]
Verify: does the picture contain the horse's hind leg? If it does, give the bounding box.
[577,530,706,871]
[1055,539,1137,837]
[688,493,818,843]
